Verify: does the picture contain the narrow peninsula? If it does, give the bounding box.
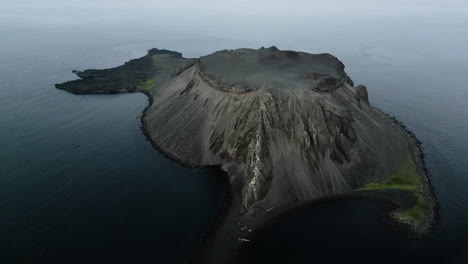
[56,47,438,264]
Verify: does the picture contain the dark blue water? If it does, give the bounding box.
[0,32,226,263]
[237,200,466,263]
[1,1,467,263]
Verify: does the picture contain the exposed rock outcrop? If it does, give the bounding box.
[355,84,370,105]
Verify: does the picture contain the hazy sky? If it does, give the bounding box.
[1,0,466,62]
[2,0,467,26]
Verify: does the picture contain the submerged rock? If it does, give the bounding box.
[56,47,437,263]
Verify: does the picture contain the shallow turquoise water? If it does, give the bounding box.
[1,1,467,263]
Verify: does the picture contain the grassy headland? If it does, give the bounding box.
[359,155,428,227]
[137,78,156,96]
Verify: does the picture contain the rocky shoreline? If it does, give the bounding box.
[385,113,440,237]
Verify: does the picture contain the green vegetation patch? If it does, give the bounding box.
[395,193,429,226]
[137,78,156,96]
[360,155,428,227]
[362,155,421,192]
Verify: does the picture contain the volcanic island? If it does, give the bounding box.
[56,47,438,263]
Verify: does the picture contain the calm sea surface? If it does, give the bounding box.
[1,1,467,263]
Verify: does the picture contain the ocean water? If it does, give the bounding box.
[1,0,467,263]
[0,51,226,262]
[237,200,462,263]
